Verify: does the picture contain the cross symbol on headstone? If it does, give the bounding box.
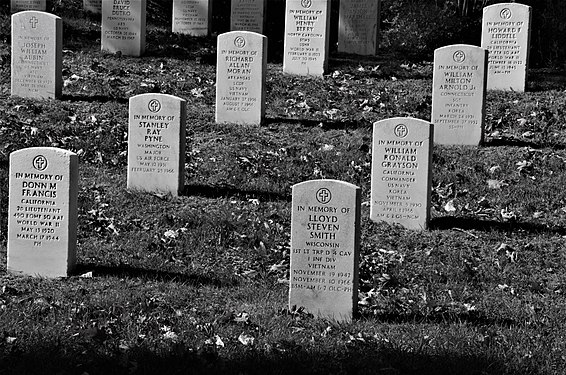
[33,155,48,171]
[148,99,161,113]
[316,188,332,204]
[29,17,39,29]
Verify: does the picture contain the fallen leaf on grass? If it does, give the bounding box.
[205,335,225,348]
[487,179,507,189]
[489,165,501,174]
[444,199,457,212]
[238,333,254,346]
[500,208,517,221]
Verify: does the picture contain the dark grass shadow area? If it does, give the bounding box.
[74,263,238,287]
[430,216,566,236]
[61,94,129,104]
[362,310,517,328]
[265,117,370,130]
[527,70,566,92]
[182,183,290,202]
[0,342,514,375]
[483,137,566,150]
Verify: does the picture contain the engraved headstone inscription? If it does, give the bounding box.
[101,0,147,56]
[289,179,361,322]
[370,118,433,230]
[8,147,78,278]
[481,3,531,92]
[216,31,267,125]
[11,0,46,13]
[172,0,211,36]
[337,0,380,55]
[11,11,62,99]
[84,0,102,14]
[432,44,488,145]
[283,0,331,76]
[230,0,265,34]
[128,94,187,196]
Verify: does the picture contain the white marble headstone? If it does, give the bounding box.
[337,0,380,55]
[172,0,211,36]
[370,118,433,230]
[101,0,147,56]
[481,3,531,92]
[290,179,361,322]
[128,94,187,196]
[11,0,46,13]
[8,147,78,278]
[11,11,62,99]
[283,0,331,76]
[230,0,265,34]
[432,44,488,145]
[216,31,267,125]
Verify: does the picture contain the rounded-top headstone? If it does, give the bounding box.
[11,11,62,99]
[216,31,267,125]
[290,179,361,322]
[8,147,78,278]
[101,0,147,56]
[128,93,187,196]
[283,0,331,76]
[432,44,488,145]
[370,117,433,230]
[481,3,532,92]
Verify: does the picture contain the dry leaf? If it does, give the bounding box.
[444,199,457,213]
[238,333,254,346]
[487,179,507,189]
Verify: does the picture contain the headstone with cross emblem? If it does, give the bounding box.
[289,179,361,322]
[283,0,331,76]
[172,0,211,36]
[215,31,267,125]
[337,0,380,56]
[370,117,433,230]
[432,44,488,145]
[481,3,531,92]
[128,94,187,196]
[83,0,102,14]
[11,11,62,99]
[10,0,46,13]
[230,0,265,34]
[101,0,146,56]
[7,147,78,278]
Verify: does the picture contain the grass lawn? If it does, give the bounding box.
[1,2,566,374]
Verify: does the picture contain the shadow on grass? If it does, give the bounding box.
[183,183,290,202]
[0,341,513,375]
[430,216,566,236]
[483,137,566,150]
[62,94,129,104]
[74,263,238,287]
[362,310,517,328]
[265,116,369,130]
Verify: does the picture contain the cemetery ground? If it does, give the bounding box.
[2,5,566,375]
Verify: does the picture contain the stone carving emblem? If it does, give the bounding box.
[316,188,332,204]
[148,99,161,113]
[394,124,408,139]
[453,50,466,63]
[301,0,312,9]
[234,36,246,49]
[32,155,48,171]
[500,8,512,20]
